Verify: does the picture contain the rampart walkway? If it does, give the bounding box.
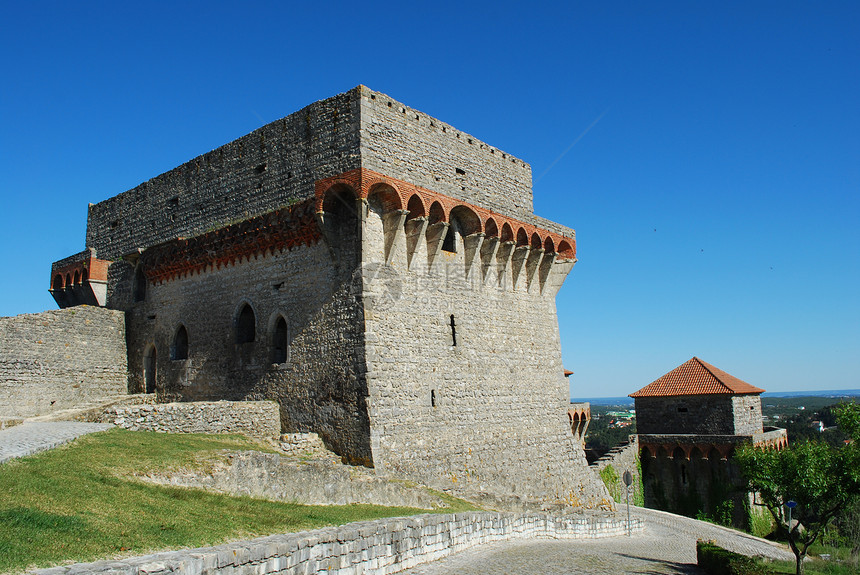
[0,421,112,464]
[400,506,794,574]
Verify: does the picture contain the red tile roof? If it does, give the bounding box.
[629,357,765,398]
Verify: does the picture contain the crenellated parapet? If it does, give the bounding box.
[568,402,591,444]
[49,248,112,308]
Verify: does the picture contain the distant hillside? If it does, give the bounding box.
[575,390,859,407]
[762,389,860,398]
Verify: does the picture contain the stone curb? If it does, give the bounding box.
[31,510,643,575]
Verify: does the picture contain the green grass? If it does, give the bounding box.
[0,429,477,573]
[759,533,858,574]
[766,557,858,575]
[699,540,858,575]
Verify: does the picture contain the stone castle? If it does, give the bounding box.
[2,86,609,506]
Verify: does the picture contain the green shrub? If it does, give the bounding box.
[748,506,776,539]
[697,541,772,575]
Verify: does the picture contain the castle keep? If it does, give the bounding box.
[35,86,607,505]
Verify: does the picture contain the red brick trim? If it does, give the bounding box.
[141,199,320,284]
[50,255,110,290]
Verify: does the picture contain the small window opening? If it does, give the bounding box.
[681,465,688,485]
[677,407,688,413]
[272,317,288,364]
[236,304,256,344]
[441,226,456,253]
[431,389,436,408]
[143,345,157,394]
[449,314,457,346]
[171,325,188,360]
[455,167,466,175]
[168,196,179,207]
[134,267,147,302]
[255,163,267,174]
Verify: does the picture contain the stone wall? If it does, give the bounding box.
[591,436,640,503]
[360,199,608,507]
[732,395,763,435]
[124,227,372,464]
[95,401,281,439]
[34,510,643,575]
[635,395,737,435]
[137,448,450,509]
[640,449,751,528]
[0,307,127,419]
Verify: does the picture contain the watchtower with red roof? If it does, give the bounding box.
[630,357,766,436]
[629,357,787,528]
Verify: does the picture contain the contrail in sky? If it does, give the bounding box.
[535,108,609,184]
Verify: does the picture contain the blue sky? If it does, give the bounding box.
[1,2,857,397]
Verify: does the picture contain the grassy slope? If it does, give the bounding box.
[0,429,476,573]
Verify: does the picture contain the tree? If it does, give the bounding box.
[735,402,860,575]
[836,496,860,563]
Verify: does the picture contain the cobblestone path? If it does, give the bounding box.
[401,507,793,575]
[0,421,113,464]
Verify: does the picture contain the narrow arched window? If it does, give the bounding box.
[73,270,81,285]
[172,325,188,360]
[441,221,457,253]
[236,304,256,344]
[272,316,288,363]
[143,344,157,393]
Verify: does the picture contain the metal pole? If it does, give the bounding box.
[626,484,631,536]
[622,470,633,537]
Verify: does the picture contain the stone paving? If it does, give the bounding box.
[400,507,794,575]
[0,421,113,464]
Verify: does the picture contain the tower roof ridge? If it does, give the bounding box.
[629,357,765,398]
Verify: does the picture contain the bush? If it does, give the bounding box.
[697,541,772,575]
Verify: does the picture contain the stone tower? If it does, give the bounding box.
[46,86,609,506]
[631,357,787,526]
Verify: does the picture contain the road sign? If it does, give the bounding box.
[623,471,633,486]
[786,500,798,509]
